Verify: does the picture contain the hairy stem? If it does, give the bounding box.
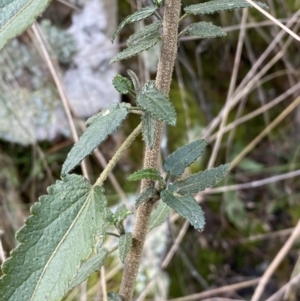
[119,1,182,300]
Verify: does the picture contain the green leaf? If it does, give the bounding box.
[67,248,108,291]
[108,292,123,301]
[185,22,226,39]
[135,187,158,208]
[142,112,157,149]
[127,69,141,93]
[110,36,160,64]
[127,21,162,47]
[119,232,132,263]
[137,81,177,126]
[161,190,205,231]
[62,103,128,175]
[127,168,163,182]
[105,208,117,225]
[112,5,157,42]
[0,175,107,301]
[115,204,132,224]
[149,201,172,231]
[0,0,50,51]
[184,0,268,15]
[112,75,132,94]
[169,163,230,195]
[163,139,207,176]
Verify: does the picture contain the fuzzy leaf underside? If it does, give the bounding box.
[62,103,128,175]
[169,163,230,195]
[112,75,132,94]
[119,232,132,263]
[115,204,132,224]
[149,201,172,231]
[110,36,160,63]
[0,175,107,301]
[127,168,162,181]
[186,22,226,39]
[111,5,157,42]
[0,0,50,51]
[163,139,207,176]
[135,186,158,208]
[108,292,123,301]
[161,190,205,231]
[142,112,157,149]
[184,0,268,15]
[137,81,177,126]
[127,21,162,47]
[67,248,108,291]
[127,69,141,93]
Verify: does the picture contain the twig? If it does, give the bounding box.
[101,267,107,301]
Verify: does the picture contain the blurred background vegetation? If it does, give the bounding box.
[1,0,300,300]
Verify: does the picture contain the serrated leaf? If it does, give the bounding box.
[0,0,50,51]
[105,208,117,225]
[62,103,128,175]
[112,75,132,94]
[185,22,226,39]
[184,0,268,15]
[127,69,141,93]
[161,190,205,231]
[127,168,163,181]
[67,248,108,291]
[119,232,132,263]
[127,21,162,47]
[135,187,158,208]
[110,36,160,64]
[112,5,157,42]
[0,175,107,301]
[137,81,177,126]
[142,112,157,149]
[115,204,132,224]
[149,201,172,231]
[169,163,230,195]
[163,139,207,176]
[108,292,123,301]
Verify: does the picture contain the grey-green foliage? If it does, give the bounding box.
[108,292,123,301]
[169,163,231,195]
[161,190,205,231]
[114,204,133,225]
[185,22,226,39]
[137,81,177,126]
[112,74,133,94]
[142,112,157,149]
[127,69,141,93]
[127,168,163,182]
[112,5,158,42]
[0,0,50,50]
[0,175,107,301]
[119,232,133,263]
[163,139,207,176]
[149,201,172,231]
[184,0,268,15]
[62,103,129,175]
[135,187,158,208]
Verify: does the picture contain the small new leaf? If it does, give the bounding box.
[67,248,108,291]
[0,175,107,301]
[169,163,230,195]
[127,21,162,47]
[135,187,158,208]
[184,0,268,15]
[112,75,132,94]
[137,81,177,126]
[127,168,162,182]
[115,204,132,224]
[142,112,157,149]
[119,233,132,263]
[185,22,226,39]
[110,36,160,64]
[163,139,207,176]
[149,201,172,231]
[127,69,141,93]
[0,0,50,51]
[161,190,205,231]
[62,103,128,175]
[112,5,157,42]
[108,292,123,301]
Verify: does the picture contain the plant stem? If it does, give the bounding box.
[94,124,142,187]
[119,1,182,300]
